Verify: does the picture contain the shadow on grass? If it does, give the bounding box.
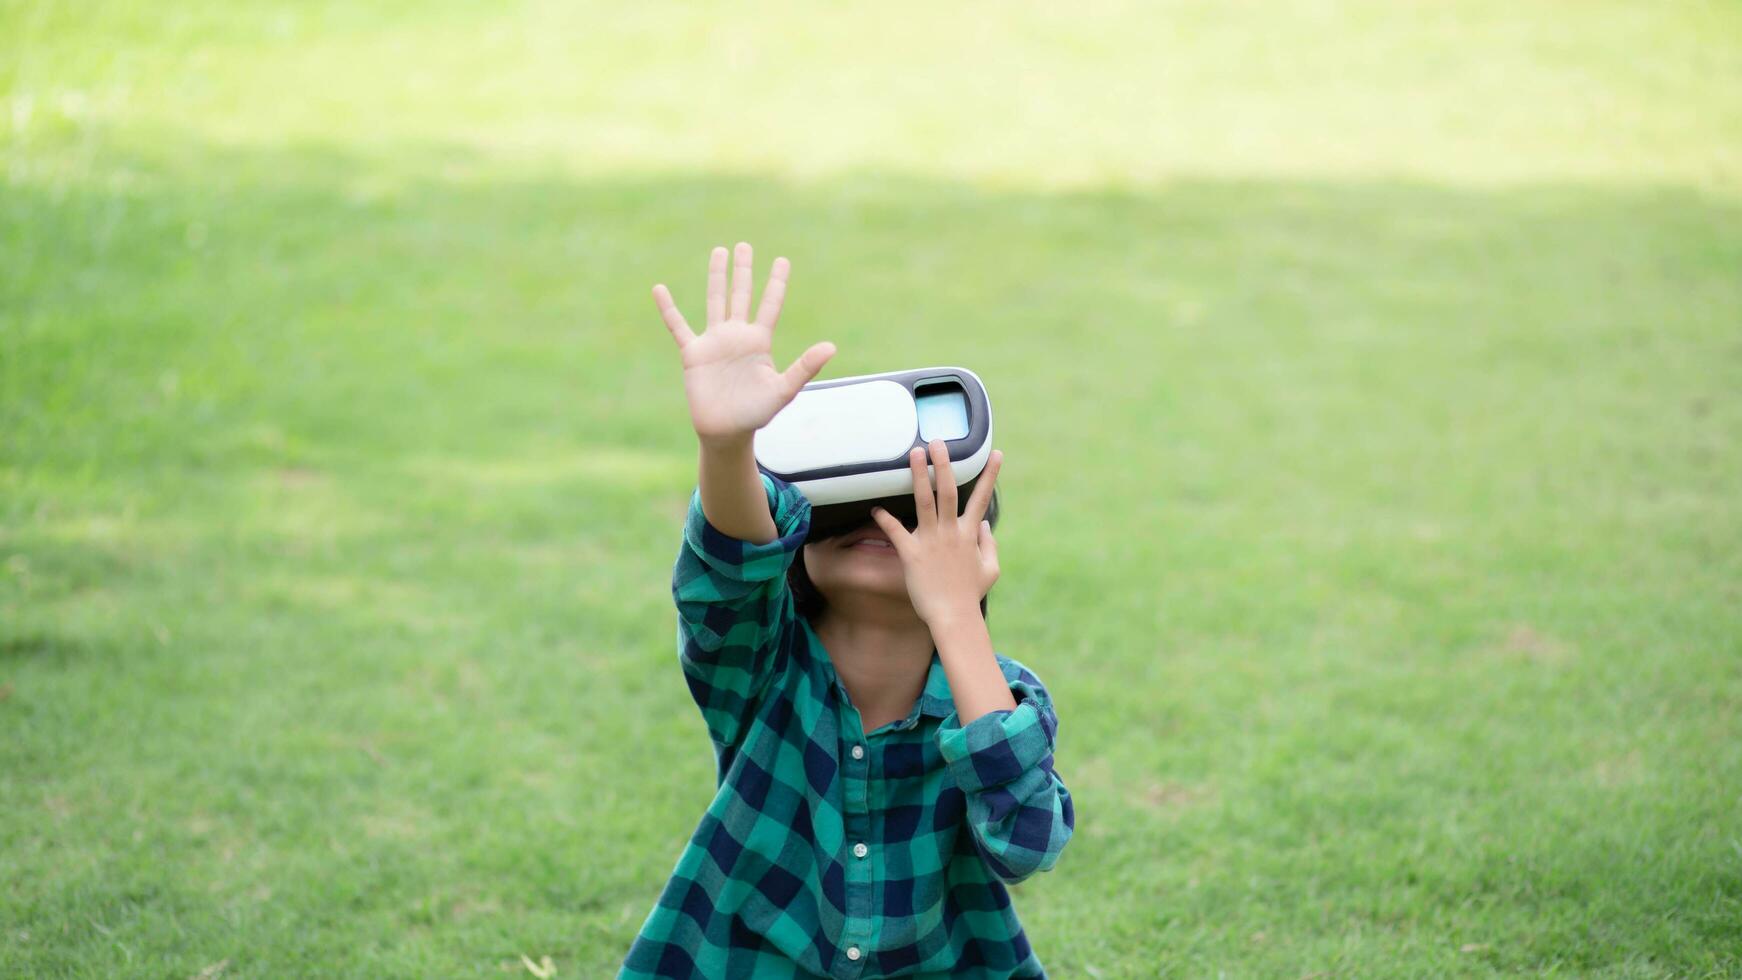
[6,132,1739,479]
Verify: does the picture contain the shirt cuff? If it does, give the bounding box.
[937,697,1054,793]
[683,472,812,583]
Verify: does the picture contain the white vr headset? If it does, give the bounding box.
[752,366,994,540]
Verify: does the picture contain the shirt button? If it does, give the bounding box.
[846,946,862,961]
[853,842,869,859]
[850,744,864,760]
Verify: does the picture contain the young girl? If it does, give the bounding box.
[620,244,1073,979]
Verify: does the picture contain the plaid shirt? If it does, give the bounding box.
[620,473,1074,979]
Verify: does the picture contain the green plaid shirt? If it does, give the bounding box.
[620,473,1074,979]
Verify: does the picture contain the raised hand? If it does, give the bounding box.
[868,439,1005,628]
[653,243,837,445]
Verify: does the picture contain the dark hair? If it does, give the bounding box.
[788,488,1001,623]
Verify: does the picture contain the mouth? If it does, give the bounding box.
[841,524,897,553]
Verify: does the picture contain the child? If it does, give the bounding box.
[620,244,1073,979]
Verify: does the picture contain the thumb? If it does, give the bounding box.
[977,519,1000,579]
[781,341,836,397]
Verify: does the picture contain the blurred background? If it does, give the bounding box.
[3,1,1739,976]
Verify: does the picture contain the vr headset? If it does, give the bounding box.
[753,366,994,541]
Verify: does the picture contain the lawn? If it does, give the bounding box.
[3,1,1741,976]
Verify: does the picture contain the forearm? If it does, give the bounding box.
[933,641,1075,882]
[697,433,778,544]
[929,606,1018,724]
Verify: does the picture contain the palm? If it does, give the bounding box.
[679,321,792,438]
[652,243,836,442]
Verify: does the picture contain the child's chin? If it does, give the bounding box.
[837,566,908,594]
[846,554,904,581]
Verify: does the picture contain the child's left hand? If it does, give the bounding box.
[869,439,1004,628]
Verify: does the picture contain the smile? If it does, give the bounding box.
[848,537,896,552]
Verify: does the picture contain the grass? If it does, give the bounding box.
[3,1,1741,976]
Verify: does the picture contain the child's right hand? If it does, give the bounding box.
[653,243,837,446]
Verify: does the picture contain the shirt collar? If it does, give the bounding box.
[873,651,955,732]
[914,649,956,719]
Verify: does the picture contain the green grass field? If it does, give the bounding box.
[4,1,1741,976]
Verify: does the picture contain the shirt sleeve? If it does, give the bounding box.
[670,471,812,750]
[936,659,1075,884]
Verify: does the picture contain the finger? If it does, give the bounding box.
[978,519,1000,582]
[706,246,728,327]
[780,341,836,396]
[651,284,696,347]
[868,506,912,554]
[963,448,1002,524]
[754,256,791,331]
[909,446,936,530]
[730,241,753,322]
[929,438,958,525]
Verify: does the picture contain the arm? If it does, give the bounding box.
[672,470,811,748]
[867,441,1071,881]
[698,434,778,544]
[652,242,836,746]
[929,606,1017,724]
[936,660,1074,883]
